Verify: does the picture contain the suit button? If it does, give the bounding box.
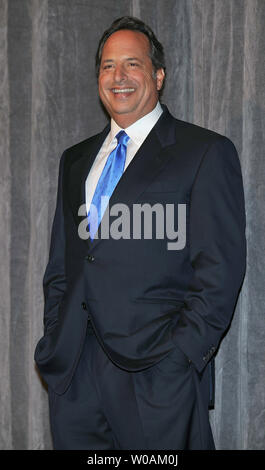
[81,302,87,310]
[85,255,95,263]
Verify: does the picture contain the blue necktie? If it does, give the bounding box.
[88,130,130,240]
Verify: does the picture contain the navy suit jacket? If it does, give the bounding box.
[34,105,246,399]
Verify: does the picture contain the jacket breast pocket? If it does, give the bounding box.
[137,186,190,204]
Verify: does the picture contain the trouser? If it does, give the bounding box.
[48,321,215,450]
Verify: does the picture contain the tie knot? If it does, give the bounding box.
[116,130,130,147]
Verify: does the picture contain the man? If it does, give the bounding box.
[34,16,246,450]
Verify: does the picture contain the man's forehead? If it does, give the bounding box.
[102,29,150,54]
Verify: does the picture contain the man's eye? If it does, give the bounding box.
[103,64,113,70]
[129,62,138,67]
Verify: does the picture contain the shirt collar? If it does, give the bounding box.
[109,101,163,147]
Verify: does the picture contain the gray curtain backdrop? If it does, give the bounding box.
[1,0,264,450]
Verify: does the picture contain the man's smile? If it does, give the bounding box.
[111,88,136,93]
[111,87,136,99]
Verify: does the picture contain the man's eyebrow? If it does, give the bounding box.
[102,57,143,63]
[126,57,142,62]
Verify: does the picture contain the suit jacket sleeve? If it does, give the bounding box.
[42,151,67,335]
[172,136,246,373]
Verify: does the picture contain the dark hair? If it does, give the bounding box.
[95,16,166,92]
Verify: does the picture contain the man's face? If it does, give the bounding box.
[98,29,165,128]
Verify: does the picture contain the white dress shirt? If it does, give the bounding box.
[85,101,163,214]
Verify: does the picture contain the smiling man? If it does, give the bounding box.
[34,17,246,450]
[98,29,164,127]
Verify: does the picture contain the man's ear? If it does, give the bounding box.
[156,68,165,91]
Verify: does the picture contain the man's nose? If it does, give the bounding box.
[113,64,127,82]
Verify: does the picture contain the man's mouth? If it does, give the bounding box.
[111,88,135,94]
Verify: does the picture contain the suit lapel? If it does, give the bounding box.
[67,125,110,233]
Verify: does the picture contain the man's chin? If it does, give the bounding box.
[108,104,138,116]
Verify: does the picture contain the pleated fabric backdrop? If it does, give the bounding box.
[0,0,264,449]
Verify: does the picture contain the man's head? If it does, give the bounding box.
[95,16,166,128]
